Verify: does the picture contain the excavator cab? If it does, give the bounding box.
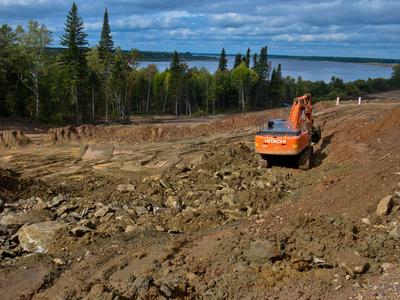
[255,94,321,170]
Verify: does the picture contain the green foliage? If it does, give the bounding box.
[0,24,24,116]
[231,62,258,111]
[269,65,284,106]
[391,64,400,89]
[252,53,258,70]
[233,54,242,69]
[245,48,251,68]
[254,47,270,81]
[16,20,52,120]
[107,49,131,118]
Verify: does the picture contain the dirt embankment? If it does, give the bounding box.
[0,101,400,299]
[47,109,292,145]
[0,130,31,149]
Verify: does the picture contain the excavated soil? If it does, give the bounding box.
[48,109,288,145]
[1,99,400,299]
[0,130,31,149]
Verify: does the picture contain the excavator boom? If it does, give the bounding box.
[288,93,313,130]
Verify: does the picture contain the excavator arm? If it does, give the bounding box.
[288,93,313,131]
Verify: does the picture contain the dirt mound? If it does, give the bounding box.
[0,130,31,149]
[48,110,285,145]
[49,121,250,145]
[359,107,400,141]
[48,125,97,144]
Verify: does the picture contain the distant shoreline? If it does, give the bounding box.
[196,53,398,66]
[139,57,394,68]
[46,47,399,65]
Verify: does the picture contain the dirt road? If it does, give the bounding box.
[1,99,400,299]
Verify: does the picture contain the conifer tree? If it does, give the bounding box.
[276,64,282,80]
[269,64,284,106]
[98,8,114,61]
[60,2,88,123]
[169,51,182,115]
[98,8,114,122]
[60,2,87,65]
[255,47,270,81]
[218,48,228,72]
[245,48,251,68]
[252,53,258,70]
[233,54,242,69]
[253,47,271,108]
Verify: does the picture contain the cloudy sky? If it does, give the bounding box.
[1,0,399,58]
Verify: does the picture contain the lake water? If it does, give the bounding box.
[138,57,393,82]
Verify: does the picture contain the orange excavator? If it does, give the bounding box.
[255,94,321,170]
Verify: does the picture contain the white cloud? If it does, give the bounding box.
[0,0,52,6]
[272,33,349,43]
[1,0,399,57]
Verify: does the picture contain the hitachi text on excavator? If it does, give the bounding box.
[255,94,321,170]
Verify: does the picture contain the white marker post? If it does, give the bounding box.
[336,97,340,106]
[358,97,362,105]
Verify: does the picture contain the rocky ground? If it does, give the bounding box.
[0,99,400,299]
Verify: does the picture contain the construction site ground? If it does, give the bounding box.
[1,95,400,299]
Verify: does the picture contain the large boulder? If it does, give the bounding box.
[376,195,393,216]
[0,210,54,227]
[337,251,369,276]
[117,184,136,192]
[247,239,280,263]
[165,195,182,212]
[390,225,400,240]
[17,221,68,253]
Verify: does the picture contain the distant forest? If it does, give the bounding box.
[46,47,400,64]
[46,48,217,61]
[1,2,400,124]
[268,55,400,65]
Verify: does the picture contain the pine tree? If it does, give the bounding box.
[60,2,88,123]
[98,8,114,122]
[245,48,251,68]
[169,51,182,115]
[218,48,228,72]
[252,53,258,70]
[170,51,181,76]
[276,64,282,80]
[253,47,270,108]
[233,54,242,69]
[269,65,284,107]
[255,47,270,81]
[60,2,87,65]
[98,8,114,61]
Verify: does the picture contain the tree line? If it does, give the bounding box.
[1,2,400,124]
